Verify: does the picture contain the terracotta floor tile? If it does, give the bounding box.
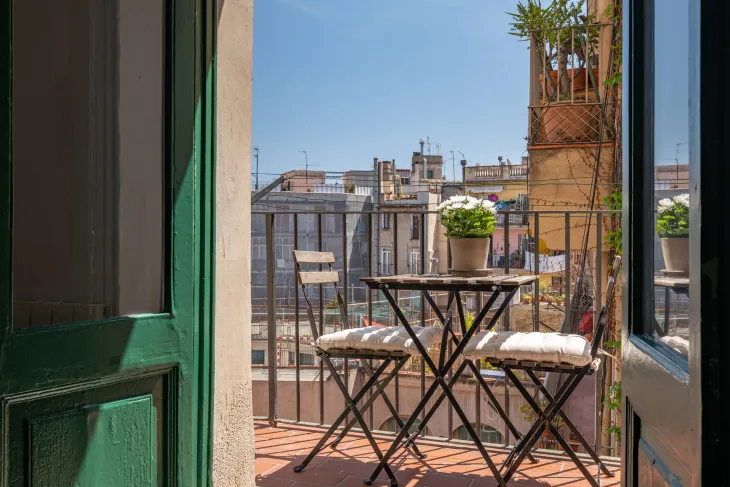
[267,466,348,486]
[255,476,293,487]
[254,422,621,487]
[256,460,285,476]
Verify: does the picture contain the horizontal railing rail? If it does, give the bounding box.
[251,208,621,458]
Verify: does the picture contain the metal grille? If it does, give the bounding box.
[529,103,613,146]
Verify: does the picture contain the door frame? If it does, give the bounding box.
[0,0,217,484]
[623,0,727,484]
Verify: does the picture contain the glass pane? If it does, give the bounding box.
[649,0,690,360]
[12,0,166,329]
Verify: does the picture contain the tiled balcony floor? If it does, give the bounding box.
[255,421,621,487]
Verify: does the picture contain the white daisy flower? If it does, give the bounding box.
[673,193,689,207]
[657,198,674,213]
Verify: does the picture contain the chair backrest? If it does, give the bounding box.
[292,250,348,341]
[590,255,622,358]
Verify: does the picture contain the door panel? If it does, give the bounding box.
[638,439,682,487]
[622,0,700,484]
[0,0,214,485]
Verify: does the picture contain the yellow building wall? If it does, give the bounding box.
[527,146,615,252]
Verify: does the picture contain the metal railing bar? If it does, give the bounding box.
[318,214,324,425]
[594,213,603,456]
[565,213,571,322]
[253,209,620,216]
[342,213,349,425]
[266,213,277,426]
[294,214,300,422]
[420,212,427,427]
[504,214,511,332]
[367,213,374,430]
[533,213,540,332]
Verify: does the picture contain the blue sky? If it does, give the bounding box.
[252,0,531,181]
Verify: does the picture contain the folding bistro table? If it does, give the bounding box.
[360,273,539,487]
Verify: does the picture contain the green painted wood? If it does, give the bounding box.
[29,396,157,487]
[0,0,217,485]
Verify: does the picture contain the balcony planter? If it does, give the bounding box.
[539,100,600,144]
[660,238,689,274]
[539,67,600,98]
[656,194,690,275]
[438,196,496,276]
[449,238,491,273]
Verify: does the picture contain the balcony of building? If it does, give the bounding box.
[527,23,615,148]
[464,164,528,182]
[252,207,624,487]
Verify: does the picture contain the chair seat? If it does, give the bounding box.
[315,325,441,355]
[463,331,593,367]
[660,335,689,357]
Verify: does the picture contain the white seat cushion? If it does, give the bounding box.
[660,335,689,357]
[463,331,593,367]
[315,325,441,355]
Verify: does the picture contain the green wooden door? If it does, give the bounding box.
[0,0,215,485]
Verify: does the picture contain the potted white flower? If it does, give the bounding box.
[437,195,496,275]
[656,193,689,274]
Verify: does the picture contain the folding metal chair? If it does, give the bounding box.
[291,251,440,486]
[462,256,621,486]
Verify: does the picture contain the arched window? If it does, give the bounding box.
[379,416,430,436]
[452,424,502,444]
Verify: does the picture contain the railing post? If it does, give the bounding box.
[393,212,400,413]
[503,214,510,331]
[420,212,426,427]
[342,213,349,425]
[367,212,374,430]
[533,213,540,332]
[266,213,277,427]
[294,214,300,423]
[565,213,571,322]
[318,214,324,425]
[594,213,603,456]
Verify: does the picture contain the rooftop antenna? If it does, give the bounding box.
[449,151,456,181]
[298,150,308,180]
[254,146,260,190]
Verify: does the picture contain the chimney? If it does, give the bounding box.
[499,156,509,179]
[419,139,426,181]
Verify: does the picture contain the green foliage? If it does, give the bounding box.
[603,2,623,87]
[521,400,564,428]
[656,194,689,238]
[507,0,587,47]
[602,190,623,254]
[507,1,598,100]
[438,196,496,239]
[464,310,475,331]
[605,380,622,444]
[344,183,355,194]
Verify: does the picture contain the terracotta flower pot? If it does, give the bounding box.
[538,67,600,97]
[449,238,490,273]
[661,238,689,273]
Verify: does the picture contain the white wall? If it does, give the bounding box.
[213,0,256,485]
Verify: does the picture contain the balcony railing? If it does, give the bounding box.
[251,208,621,460]
[527,23,616,146]
[465,165,528,180]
